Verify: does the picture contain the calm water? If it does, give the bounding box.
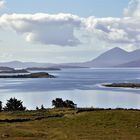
[0,68,140,109]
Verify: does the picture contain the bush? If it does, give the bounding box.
[52,98,65,108]
[41,104,45,110]
[0,101,2,111]
[3,98,26,111]
[52,98,77,108]
[36,106,39,110]
[65,100,76,108]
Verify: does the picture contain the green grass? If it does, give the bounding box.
[0,109,139,140]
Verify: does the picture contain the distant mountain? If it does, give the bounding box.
[81,47,140,67]
[0,61,56,68]
[0,61,87,69]
[1,47,140,68]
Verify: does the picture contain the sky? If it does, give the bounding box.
[0,0,139,63]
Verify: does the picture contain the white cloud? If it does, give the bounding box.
[82,16,140,49]
[0,0,6,9]
[0,13,82,46]
[0,4,140,49]
[124,0,140,17]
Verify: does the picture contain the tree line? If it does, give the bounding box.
[0,98,77,111]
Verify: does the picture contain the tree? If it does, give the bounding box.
[65,100,77,108]
[52,98,77,108]
[36,106,39,110]
[52,98,65,108]
[0,101,2,111]
[3,98,26,111]
[41,104,45,110]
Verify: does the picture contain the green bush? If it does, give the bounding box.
[0,101,2,111]
[3,98,26,111]
[52,98,77,108]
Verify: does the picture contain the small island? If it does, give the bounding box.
[0,72,55,78]
[103,83,140,88]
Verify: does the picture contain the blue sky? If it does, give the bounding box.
[4,0,129,17]
[0,0,139,63]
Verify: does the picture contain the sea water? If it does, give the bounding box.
[0,68,140,109]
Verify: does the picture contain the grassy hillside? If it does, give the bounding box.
[0,109,139,140]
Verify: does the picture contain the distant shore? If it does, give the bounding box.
[103,83,140,88]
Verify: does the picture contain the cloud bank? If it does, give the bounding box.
[0,0,139,49]
[124,0,140,17]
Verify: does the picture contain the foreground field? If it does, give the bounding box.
[0,109,139,140]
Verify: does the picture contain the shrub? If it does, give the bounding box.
[52,98,65,108]
[52,98,77,108]
[65,100,76,108]
[41,104,45,110]
[0,101,2,111]
[36,106,39,110]
[3,98,26,111]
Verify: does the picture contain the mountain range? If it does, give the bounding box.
[1,47,140,68]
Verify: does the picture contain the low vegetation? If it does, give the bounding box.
[0,97,139,140]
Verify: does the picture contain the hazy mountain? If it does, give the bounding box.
[54,47,140,67]
[0,61,56,68]
[1,47,140,68]
[0,61,87,69]
[81,47,140,67]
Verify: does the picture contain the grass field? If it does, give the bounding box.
[0,108,139,140]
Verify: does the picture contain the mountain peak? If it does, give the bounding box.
[108,47,127,53]
[99,47,128,58]
[112,47,121,50]
[84,47,130,67]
